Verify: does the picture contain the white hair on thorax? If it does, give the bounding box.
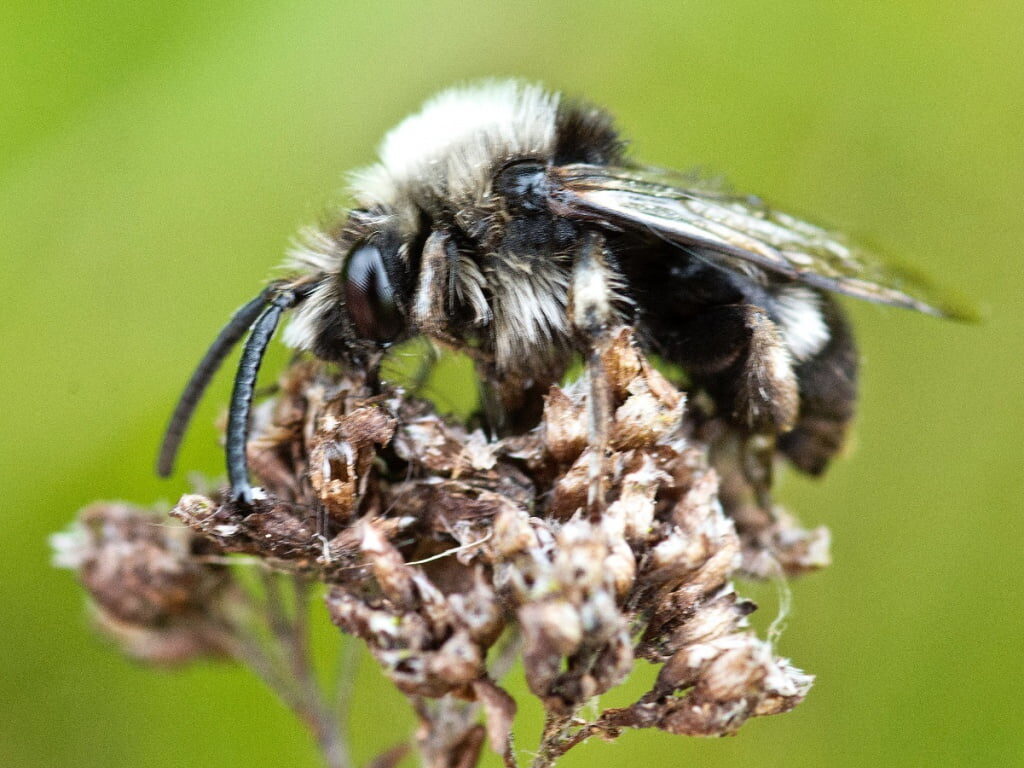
[349,80,560,211]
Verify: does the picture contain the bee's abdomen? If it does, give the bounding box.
[778,296,858,475]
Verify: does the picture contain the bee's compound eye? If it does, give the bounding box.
[342,241,405,343]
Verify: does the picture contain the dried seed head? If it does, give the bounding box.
[325,522,501,698]
[61,327,831,763]
[640,633,814,736]
[52,502,230,663]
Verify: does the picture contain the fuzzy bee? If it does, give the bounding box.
[157,80,962,505]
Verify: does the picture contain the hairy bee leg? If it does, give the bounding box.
[571,230,619,518]
[584,343,614,518]
[477,371,508,438]
[743,434,777,511]
[661,303,799,435]
[722,307,797,511]
[477,369,550,437]
[727,308,798,512]
[226,288,304,505]
[735,307,800,435]
[659,304,798,510]
[412,229,464,348]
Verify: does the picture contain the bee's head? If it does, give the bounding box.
[285,214,416,363]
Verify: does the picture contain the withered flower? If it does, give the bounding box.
[56,328,828,768]
[51,502,229,664]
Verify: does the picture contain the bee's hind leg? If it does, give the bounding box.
[731,306,800,514]
[571,230,622,519]
[662,303,800,515]
[742,432,778,513]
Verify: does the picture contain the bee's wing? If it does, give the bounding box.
[549,164,973,319]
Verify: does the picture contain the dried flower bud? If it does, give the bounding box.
[52,502,229,663]
[504,517,634,712]
[639,633,814,736]
[326,525,501,698]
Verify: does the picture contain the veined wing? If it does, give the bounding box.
[549,163,973,319]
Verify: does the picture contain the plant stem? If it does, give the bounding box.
[226,570,355,768]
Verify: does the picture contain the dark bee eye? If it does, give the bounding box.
[342,241,405,343]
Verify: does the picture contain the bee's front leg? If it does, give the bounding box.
[570,230,621,519]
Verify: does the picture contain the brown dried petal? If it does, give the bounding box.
[490,506,540,559]
[309,404,396,520]
[388,478,530,553]
[547,452,591,520]
[601,327,644,402]
[604,454,667,542]
[665,590,757,651]
[610,389,682,450]
[446,576,504,646]
[651,634,813,736]
[359,522,419,608]
[520,600,583,661]
[601,533,637,602]
[741,515,832,578]
[393,414,499,478]
[425,630,484,689]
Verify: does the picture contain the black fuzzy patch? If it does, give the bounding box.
[554,100,625,165]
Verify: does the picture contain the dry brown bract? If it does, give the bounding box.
[56,328,827,768]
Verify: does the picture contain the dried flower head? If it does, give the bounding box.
[52,502,230,664]
[56,328,829,767]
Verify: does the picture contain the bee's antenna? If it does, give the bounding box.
[226,286,307,504]
[156,285,280,478]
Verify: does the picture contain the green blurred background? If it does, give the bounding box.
[2,2,1021,766]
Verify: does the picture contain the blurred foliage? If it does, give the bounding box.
[1,2,1021,767]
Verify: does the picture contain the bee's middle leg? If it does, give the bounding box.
[664,303,799,434]
[570,230,622,518]
[664,303,799,506]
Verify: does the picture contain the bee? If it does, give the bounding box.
[157,80,963,505]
